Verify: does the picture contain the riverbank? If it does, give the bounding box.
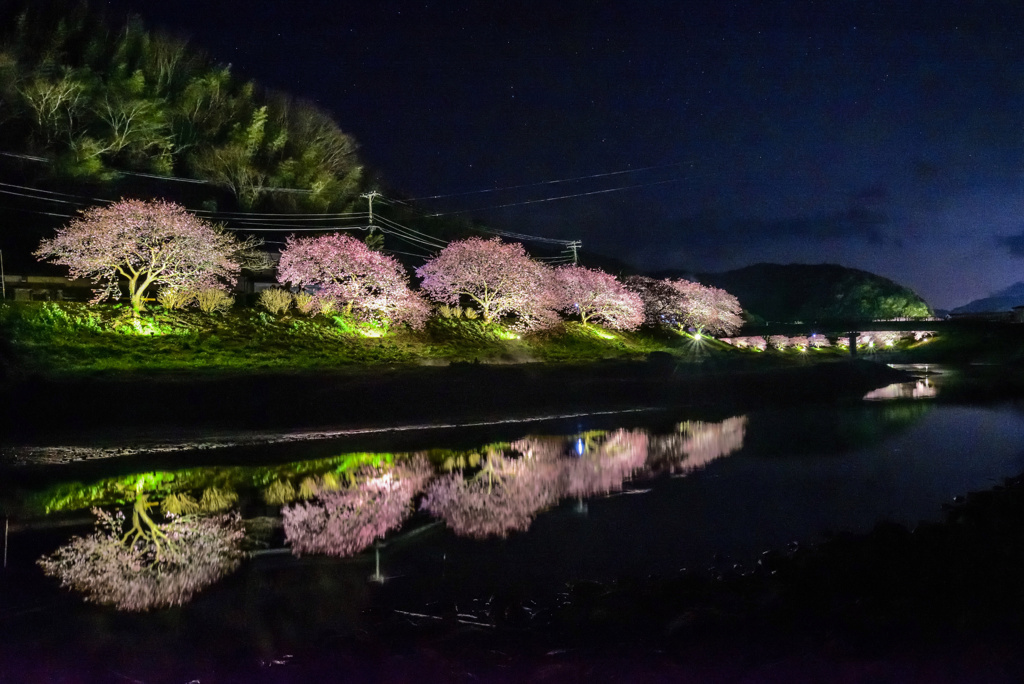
[0,358,907,450]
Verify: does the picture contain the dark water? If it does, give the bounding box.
[3,364,1024,677]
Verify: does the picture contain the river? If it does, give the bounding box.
[2,363,1023,679]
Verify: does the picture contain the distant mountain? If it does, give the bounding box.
[654,263,932,323]
[951,282,1024,314]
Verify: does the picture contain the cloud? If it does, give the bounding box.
[996,230,1024,258]
[745,207,890,244]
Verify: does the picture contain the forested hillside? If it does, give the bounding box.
[696,263,932,322]
[0,2,362,212]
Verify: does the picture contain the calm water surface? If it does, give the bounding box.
[3,364,1024,674]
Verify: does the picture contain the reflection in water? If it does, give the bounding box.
[864,378,938,401]
[29,417,748,607]
[648,417,748,475]
[37,502,244,611]
[555,430,649,499]
[283,459,432,557]
[420,445,562,539]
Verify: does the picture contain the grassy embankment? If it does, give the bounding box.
[0,301,855,377]
[893,323,1024,366]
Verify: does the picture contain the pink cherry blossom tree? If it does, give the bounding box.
[416,237,559,330]
[553,265,644,330]
[34,199,260,315]
[623,275,682,327]
[671,279,744,336]
[277,233,429,328]
[624,276,742,335]
[808,334,831,348]
[282,459,432,557]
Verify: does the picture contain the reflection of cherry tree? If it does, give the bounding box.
[37,500,244,611]
[420,447,561,539]
[547,429,648,498]
[423,430,651,538]
[647,416,748,475]
[283,459,432,557]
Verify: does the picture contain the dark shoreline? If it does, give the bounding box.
[0,358,907,449]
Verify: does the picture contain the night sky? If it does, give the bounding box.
[98,0,1024,310]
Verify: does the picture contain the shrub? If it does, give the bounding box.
[157,288,194,311]
[463,307,479,320]
[258,288,293,315]
[317,298,338,316]
[195,288,234,313]
[293,291,316,315]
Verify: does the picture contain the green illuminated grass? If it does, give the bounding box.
[0,302,853,377]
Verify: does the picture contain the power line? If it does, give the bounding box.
[0,148,318,194]
[0,204,75,219]
[220,223,372,233]
[0,181,109,205]
[194,208,367,218]
[427,177,689,217]
[374,216,449,249]
[401,161,691,201]
[0,187,88,206]
[383,247,433,259]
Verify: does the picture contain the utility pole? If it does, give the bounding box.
[568,240,581,264]
[1,249,5,300]
[360,191,381,225]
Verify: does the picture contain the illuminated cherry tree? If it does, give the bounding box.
[553,265,644,330]
[671,279,744,336]
[278,233,429,328]
[624,276,742,336]
[420,446,561,538]
[623,275,682,326]
[739,335,768,350]
[37,499,245,611]
[789,335,811,349]
[282,459,432,557]
[34,199,259,315]
[416,237,559,329]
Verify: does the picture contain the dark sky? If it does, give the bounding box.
[99,0,1024,309]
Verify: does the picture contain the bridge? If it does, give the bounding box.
[735,317,1021,356]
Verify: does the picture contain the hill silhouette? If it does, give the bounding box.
[951,282,1024,314]
[654,263,931,323]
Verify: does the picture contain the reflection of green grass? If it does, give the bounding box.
[26,451,400,516]
[23,442,566,517]
[0,302,733,375]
